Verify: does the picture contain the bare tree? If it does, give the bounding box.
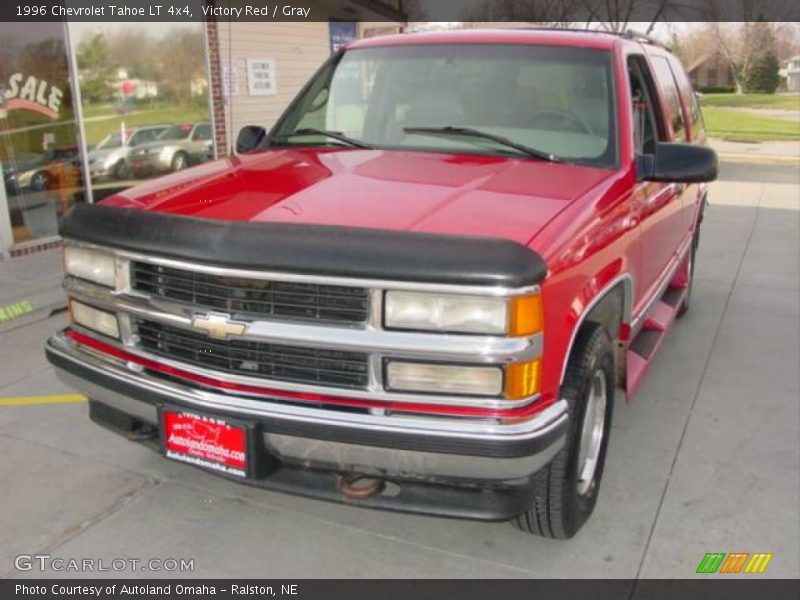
[670,23,715,66]
[107,28,157,80]
[461,0,694,35]
[156,27,206,104]
[708,21,780,93]
[462,0,586,26]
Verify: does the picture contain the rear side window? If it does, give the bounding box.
[668,55,704,139]
[650,55,686,140]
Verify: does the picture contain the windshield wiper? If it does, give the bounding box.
[271,128,373,149]
[403,126,561,162]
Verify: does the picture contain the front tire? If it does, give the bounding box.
[515,323,615,539]
[30,171,50,191]
[171,152,188,172]
[113,160,130,180]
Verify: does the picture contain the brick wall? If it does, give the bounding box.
[205,19,229,158]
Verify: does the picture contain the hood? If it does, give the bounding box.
[105,148,614,246]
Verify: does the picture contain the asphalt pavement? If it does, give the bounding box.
[0,160,797,580]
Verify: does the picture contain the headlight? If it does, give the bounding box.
[384,291,542,336]
[69,300,120,339]
[385,361,504,396]
[385,358,540,399]
[63,246,116,287]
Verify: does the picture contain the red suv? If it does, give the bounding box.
[47,29,716,538]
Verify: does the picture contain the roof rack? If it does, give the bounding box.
[509,26,672,52]
[619,29,672,51]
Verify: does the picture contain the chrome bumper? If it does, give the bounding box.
[47,331,567,482]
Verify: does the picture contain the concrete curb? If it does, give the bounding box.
[716,152,800,164]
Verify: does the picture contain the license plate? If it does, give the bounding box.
[161,408,249,478]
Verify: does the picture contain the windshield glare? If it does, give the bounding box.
[96,132,123,150]
[273,44,616,166]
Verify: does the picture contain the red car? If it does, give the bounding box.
[47,29,716,538]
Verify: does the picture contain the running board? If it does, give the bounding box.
[625,283,687,401]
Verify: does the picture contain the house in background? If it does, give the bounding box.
[780,55,800,92]
[686,51,736,90]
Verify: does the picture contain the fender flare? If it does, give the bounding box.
[558,272,634,386]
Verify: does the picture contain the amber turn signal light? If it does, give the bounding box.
[505,359,540,399]
[508,294,543,336]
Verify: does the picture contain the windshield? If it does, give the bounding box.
[157,124,193,141]
[95,132,123,150]
[272,44,616,167]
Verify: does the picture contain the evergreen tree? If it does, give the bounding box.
[746,53,781,93]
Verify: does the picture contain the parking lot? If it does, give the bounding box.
[0,159,797,579]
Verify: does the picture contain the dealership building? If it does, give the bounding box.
[0,1,405,258]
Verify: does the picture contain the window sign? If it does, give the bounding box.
[3,73,64,119]
[246,59,276,96]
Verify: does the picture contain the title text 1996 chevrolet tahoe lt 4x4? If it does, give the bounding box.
[46,29,717,539]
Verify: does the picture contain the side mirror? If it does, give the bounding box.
[236,125,267,154]
[637,142,718,183]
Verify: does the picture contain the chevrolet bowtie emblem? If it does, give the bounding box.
[191,314,247,339]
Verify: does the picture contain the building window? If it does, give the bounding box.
[1,22,86,247]
[67,22,215,203]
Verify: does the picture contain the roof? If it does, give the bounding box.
[685,50,732,73]
[348,28,622,51]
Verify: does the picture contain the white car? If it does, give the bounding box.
[88,125,168,181]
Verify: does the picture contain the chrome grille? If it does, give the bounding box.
[130,262,369,324]
[135,319,369,389]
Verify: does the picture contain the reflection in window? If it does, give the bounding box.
[68,22,213,199]
[0,22,86,245]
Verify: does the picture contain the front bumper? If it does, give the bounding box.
[46,331,568,520]
[130,153,171,174]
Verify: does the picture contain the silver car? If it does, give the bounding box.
[130,123,213,176]
[88,125,168,181]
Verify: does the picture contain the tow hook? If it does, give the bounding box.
[338,474,385,500]
[126,423,158,442]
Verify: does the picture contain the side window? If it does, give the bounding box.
[130,130,154,146]
[627,55,663,155]
[192,124,212,141]
[669,55,704,140]
[650,55,686,140]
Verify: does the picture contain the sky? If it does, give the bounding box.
[68,22,200,45]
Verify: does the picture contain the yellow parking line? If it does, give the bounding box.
[0,394,87,406]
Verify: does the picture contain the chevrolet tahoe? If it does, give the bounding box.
[46,29,717,539]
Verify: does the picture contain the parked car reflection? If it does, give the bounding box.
[88,124,168,181]
[6,146,80,193]
[129,122,213,177]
